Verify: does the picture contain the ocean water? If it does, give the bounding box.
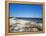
[10,17,42,23]
[16,17,42,23]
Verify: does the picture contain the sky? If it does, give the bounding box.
[9,3,43,18]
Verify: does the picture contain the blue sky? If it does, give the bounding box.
[9,3,43,18]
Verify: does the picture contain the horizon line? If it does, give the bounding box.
[9,17,42,18]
